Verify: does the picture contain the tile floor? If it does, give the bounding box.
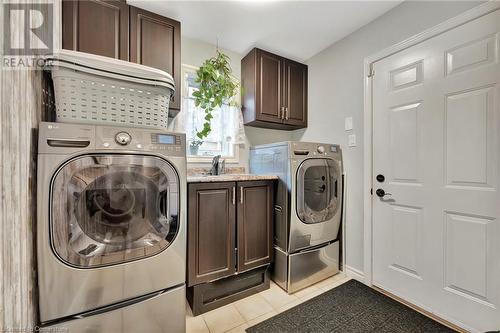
[186,273,351,333]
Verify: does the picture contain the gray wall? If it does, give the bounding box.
[293,1,483,274]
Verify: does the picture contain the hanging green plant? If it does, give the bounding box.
[190,50,239,147]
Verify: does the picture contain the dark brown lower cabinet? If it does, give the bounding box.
[187,182,236,286]
[237,181,273,272]
[187,180,274,315]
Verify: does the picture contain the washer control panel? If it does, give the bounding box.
[38,122,186,157]
[292,142,341,157]
[95,126,186,156]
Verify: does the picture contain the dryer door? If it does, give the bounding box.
[296,158,341,224]
[50,154,180,268]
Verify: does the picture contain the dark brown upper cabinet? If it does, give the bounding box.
[187,180,274,287]
[241,48,308,130]
[237,181,273,273]
[62,0,129,60]
[62,0,181,115]
[283,59,308,127]
[130,7,181,111]
[255,50,283,125]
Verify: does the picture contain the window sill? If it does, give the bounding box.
[187,143,241,164]
[187,156,240,164]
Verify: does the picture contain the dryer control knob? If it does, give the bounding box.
[115,132,132,145]
[317,145,325,154]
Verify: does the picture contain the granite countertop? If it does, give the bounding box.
[187,174,279,183]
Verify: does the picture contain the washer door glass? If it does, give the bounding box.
[296,158,340,224]
[51,154,180,268]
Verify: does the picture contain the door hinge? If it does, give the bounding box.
[367,65,375,78]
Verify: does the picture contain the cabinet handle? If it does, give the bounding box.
[240,186,244,204]
[232,187,236,205]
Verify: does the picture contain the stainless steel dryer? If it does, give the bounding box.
[37,122,186,332]
[250,141,343,293]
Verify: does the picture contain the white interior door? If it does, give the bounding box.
[372,9,500,332]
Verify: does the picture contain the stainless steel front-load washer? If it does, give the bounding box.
[250,141,343,293]
[37,122,186,332]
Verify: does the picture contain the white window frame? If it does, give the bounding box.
[182,64,240,164]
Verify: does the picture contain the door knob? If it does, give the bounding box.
[375,189,392,198]
[376,174,385,182]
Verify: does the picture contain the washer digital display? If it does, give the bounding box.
[157,134,175,144]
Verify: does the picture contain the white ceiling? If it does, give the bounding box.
[128,1,402,62]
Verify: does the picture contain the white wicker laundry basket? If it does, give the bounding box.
[45,50,175,129]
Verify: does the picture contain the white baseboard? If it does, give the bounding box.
[345,265,366,284]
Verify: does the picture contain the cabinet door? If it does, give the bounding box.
[130,7,181,111]
[237,181,274,272]
[188,182,236,286]
[256,50,283,124]
[62,0,129,60]
[283,60,308,127]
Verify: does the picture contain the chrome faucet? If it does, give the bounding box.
[210,155,222,175]
[219,159,226,175]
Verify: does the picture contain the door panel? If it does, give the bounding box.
[237,181,273,272]
[372,9,500,331]
[257,50,283,123]
[62,0,129,60]
[446,35,497,75]
[188,182,236,286]
[130,7,181,110]
[389,205,422,279]
[445,86,494,187]
[284,60,307,127]
[389,102,421,183]
[444,212,496,305]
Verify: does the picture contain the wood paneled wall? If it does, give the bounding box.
[0,0,57,328]
[0,65,41,331]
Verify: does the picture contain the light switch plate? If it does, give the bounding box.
[345,117,353,131]
[348,134,357,147]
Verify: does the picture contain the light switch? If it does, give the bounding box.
[348,134,357,147]
[345,117,353,131]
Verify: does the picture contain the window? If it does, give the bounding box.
[176,65,243,162]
